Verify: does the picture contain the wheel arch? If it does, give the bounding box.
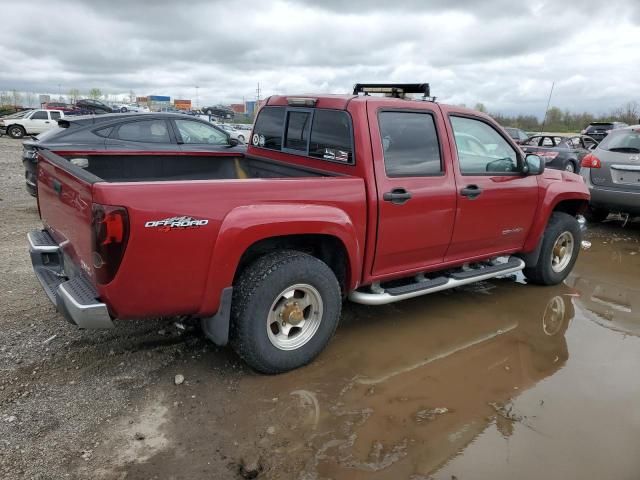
[197,203,363,316]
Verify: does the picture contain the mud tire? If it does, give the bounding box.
[230,250,341,374]
[523,212,581,286]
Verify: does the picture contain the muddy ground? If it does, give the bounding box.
[1,136,639,479]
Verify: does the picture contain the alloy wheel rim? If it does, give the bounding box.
[267,284,323,351]
[542,296,565,335]
[551,231,574,273]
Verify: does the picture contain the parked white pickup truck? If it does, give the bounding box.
[0,109,65,139]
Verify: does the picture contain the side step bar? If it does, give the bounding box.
[349,257,525,306]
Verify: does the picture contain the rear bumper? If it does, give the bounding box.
[581,169,640,214]
[28,230,114,329]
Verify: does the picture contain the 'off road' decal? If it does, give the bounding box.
[145,216,209,231]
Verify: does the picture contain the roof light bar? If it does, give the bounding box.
[287,97,317,107]
[353,83,431,98]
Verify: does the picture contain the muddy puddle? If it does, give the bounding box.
[107,221,640,479]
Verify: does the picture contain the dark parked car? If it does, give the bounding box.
[504,127,529,144]
[580,125,640,221]
[581,122,628,143]
[22,113,243,196]
[202,105,234,120]
[521,135,597,173]
[75,99,116,114]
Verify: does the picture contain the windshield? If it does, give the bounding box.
[598,129,640,152]
[586,123,613,133]
[1,110,33,119]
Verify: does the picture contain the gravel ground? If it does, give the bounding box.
[2,135,639,480]
[0,137,243,479]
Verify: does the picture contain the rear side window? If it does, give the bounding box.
[284,110,311,151]
[253,106,354,164]
[253,107,285,150]
[116,120,170,143]
[309,110,353,163]
[50,111,61,120]
[31,111,48,120]
[94,126,114,138]
[379,111,442,177]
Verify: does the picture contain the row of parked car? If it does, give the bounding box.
[6,102,638,221]
[504,123,639,219]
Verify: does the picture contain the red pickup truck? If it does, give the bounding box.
[28,83,590,373]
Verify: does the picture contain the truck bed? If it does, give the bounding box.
[58,152,331,182]
[35,148,367,320]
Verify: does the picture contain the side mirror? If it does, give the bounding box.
[229,138,240,147]
[524,154,544,175]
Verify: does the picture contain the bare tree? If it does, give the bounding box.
[89,88,102,100]
[25,92,35,108]
[11,90,23,107]
[474,102,487,113]
[68,88,80,104]
[0,91,10,106]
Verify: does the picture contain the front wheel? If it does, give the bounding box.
[230,250,341,374]
[7,125,25,139]
[523,212,581,285]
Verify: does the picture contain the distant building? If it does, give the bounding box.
[230,103,245,114]
[148,95,171,111]
[174,99,192,111]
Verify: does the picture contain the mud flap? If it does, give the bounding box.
[515,237,543,268]
[201,287,233,346]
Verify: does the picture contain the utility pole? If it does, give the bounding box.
[540,81,555,134]
[195,86,199,109]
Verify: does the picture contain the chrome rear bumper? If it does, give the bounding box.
[28,230,114,329]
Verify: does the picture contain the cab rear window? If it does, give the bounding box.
[253,106,354,164]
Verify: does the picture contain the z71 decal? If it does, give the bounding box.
[145,216,209,231]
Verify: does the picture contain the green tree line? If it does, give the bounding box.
[489,101,639,133]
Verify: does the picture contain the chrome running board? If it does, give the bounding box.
[349,257,525,306]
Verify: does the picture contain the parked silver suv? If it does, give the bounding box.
[580,125,640,221]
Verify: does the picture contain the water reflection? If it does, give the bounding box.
[567,228,640,336]
[254,281,577,479]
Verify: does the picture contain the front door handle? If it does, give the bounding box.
[460,184,482,199]
[383,188,412,205]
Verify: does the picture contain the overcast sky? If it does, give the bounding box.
[1,0,638,116]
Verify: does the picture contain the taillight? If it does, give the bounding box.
[91,203,129,284]
[581,154,601,169]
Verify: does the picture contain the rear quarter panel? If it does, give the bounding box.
[93,177,367,318]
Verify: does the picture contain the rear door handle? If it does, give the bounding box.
[460,184,482,199]
[383,188,412,205]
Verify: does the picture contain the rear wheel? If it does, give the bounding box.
[523,212,581,285]
[237,134,245,143]
[120,106,128,113]
[7,125,25,139]
[230,250,341,374]
[564,161,576,173]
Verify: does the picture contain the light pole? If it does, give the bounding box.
[195,86,199,110]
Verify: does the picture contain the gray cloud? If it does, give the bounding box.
[0,0,638,116]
